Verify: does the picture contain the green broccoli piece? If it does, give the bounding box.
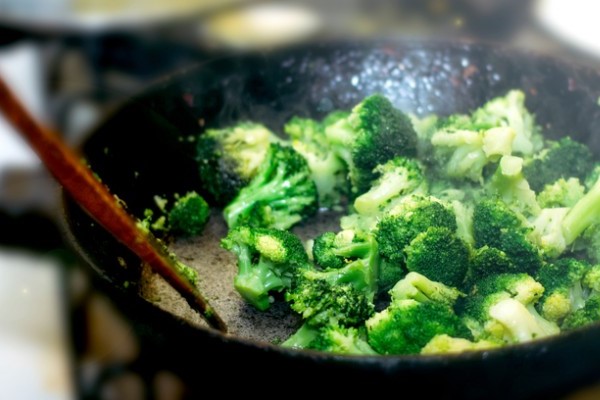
[167,192,210,237]
[431,125,515,183]
[287,279,374,327]
[325,94,418,195]
[451,200,476,246]
[365,271,470,355]
[312,231,347,270]
[465,246,516,287]
[562,295,600,330]
[378,259,405,293]
[523,137,594,193]
[531,175,600,258]
[420,334,499,354]
[536,258,589,323]
[486,155,540,217]
[196,123,278,205]
[310,324,377,355]
[284,116,347,207]
[282,322,377,355]
[376,196,457,266]
[470,89,542,156]
[353,156,426,215]
[389,271,464,308]
[366,299,471,355]
[312,230,372,270]
[223,143,318,230]
[340,157,427,235]
[404,227,471,287]
[281,322,320,349]
[460,273,559,343]
[473,199,542,274]
[286,234,379,326]
[537,178,585,208]
[221,226,309,310]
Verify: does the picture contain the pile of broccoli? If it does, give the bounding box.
[196,91,600,355]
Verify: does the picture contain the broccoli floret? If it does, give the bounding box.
[312,230,373,270]
[167,192,210,237]
[366,271,470,355]
[431,125,515,183]
[221,226,309,310]
[536,258,589,323]
[460,273,558,343]
[531,176,600,258]
[282,322,377,355]
[197,123,278,205]
[284,116,347,207]
[537,178,585,208]
[378,259,405,293]
[465,246,515,287]
[562,295,600,330]
[523,137,594,193]
[340,157,427,235]
[286,234,379,326]
[487,155,540,217]
[353,156,426,215]
[473,199,542,274]
[470,89,542,156]
[310,324,377,355]
[287,279,374,327]
[420,334,499,354]
[389,271,464,308]
[312,231,347,270]
[223,143,318,230]
[325,94,418,195]
[376,196,457,266]
[366,299,471,355]
[404,227,471,287]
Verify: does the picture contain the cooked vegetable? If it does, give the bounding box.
[209,90,600,355]
[139,191,210,237]
[221,226,309,310]
[325,94,418,195]
[223,143,318,230]
[197,123,278,205]
[284,116,348,207]
[168,192,210,237]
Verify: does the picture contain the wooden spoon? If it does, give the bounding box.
[0,74,227,332]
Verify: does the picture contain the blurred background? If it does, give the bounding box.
[1,0,600,398]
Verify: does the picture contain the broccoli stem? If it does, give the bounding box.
[333,241,373,259]
[563,177,600,245]
[281,323,319,349]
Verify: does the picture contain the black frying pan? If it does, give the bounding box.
[63,40,600,398]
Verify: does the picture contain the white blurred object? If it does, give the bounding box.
[204,3,322,49]
[0,249,74,400]
[0,43,43,171]
[0,0,246,32]
[536,0,600,58]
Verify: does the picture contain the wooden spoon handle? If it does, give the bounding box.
[0,74,227,332]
